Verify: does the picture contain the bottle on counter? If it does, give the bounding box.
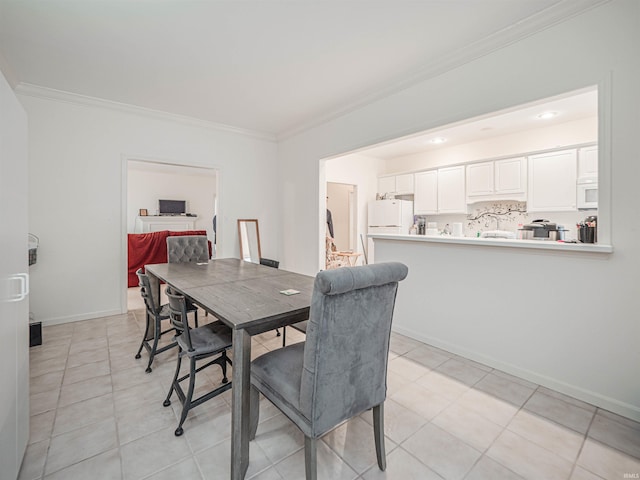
[409,224,418,235]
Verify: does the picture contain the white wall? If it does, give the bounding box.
[22,94,278,325]
[325,153,386,263]
[127,163,217,238]
[278,0,640,420]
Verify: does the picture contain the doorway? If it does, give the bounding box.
[327,182,357,252]
[123,158,218,311]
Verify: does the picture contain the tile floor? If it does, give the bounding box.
[19,290,640,480]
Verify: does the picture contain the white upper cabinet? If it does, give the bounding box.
[466,161,494,197]
[466,157,526,203]
[377,176,396,195]
[414,170,438,214]
[578,145,598,180]
[437,166,467,214]
[527,149,577,212]
[377,173,414,195]
[395,173,414,194]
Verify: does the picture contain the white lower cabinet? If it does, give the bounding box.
[527,149,577,212]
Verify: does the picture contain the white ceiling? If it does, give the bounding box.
[360,87,598,159]
[0,1,602,137]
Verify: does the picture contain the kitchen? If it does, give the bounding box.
[325,86,605,264]
[322,85,622,419]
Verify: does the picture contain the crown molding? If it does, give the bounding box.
[278,0,611,141]
[14,83,277,142]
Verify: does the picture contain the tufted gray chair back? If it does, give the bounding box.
[300,261,408,437]
[166,235,209,263]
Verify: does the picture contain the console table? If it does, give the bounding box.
[135,215,197,233]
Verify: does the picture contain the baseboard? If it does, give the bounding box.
[40,308,124,327]
[392,325,640,422]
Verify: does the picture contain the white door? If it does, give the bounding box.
[0,73,30,478]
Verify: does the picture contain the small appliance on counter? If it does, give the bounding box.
[577,215,597,243]
[518,219,568,241]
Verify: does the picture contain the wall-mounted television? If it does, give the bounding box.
[158,199,186,215]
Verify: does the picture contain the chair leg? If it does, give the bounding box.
[145,315,162,373]
[175,357,197,436]
[135,311,151,359]
[275,328,281,337]
[282,326,287,347]
[193,309,198,328]
[163,354,182,408]
[373,403,386,471]
[304,436,318,480]
[249,384,260,441]
[220,352,229,384]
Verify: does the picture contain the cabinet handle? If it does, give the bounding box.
[5,273,29,302]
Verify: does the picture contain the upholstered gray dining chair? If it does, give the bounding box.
[167,234,209,320]
[134,268,198,373]
[166,235,209,263]
[249,262,408,479]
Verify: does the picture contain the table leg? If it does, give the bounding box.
[231,329,251,480]
[145,273,161,341]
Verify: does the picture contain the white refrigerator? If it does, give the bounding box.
[368,199,414,263]
[368,199,414,234]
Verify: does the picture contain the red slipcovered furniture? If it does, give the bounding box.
[127,230,211,287]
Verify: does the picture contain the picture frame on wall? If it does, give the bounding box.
[139,208,148,216]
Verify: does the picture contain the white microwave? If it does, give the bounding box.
[577,178,598,209]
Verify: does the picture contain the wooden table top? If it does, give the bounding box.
[145,258,315,333]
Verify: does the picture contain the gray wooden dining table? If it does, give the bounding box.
[144,258,314,480]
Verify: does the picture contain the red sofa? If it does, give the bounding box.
[127,230,211,287]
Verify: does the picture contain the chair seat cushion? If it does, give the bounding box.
[290,321,307,334]
[158,301,196,319]
[157,303,171,319]
[251,342,307,426]
[178,321,232,357]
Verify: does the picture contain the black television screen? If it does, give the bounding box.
[159,199,186,215]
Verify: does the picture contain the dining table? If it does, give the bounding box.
[144,258,314,480]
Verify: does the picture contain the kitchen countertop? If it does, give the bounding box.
[368,233,613,253]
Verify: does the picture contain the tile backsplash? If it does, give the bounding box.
[417,201,596,240]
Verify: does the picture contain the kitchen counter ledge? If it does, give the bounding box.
[368,233,613,253]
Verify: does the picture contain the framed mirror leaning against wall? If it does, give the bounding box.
[238,219,261,263]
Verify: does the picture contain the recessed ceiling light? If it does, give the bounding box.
[429,137,447,144]
[537,111,558,120]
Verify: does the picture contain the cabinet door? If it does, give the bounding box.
[395,173,414,194]
[414,170,438,214]
[466,161,494,197]
[528,150,577,212]
[438,166,467,213]
[495,157,526,194]
[578,145,598,179]
[377,176,395,195]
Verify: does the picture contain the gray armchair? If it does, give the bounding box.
[166,235,209,263]
[249,262,408,479]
